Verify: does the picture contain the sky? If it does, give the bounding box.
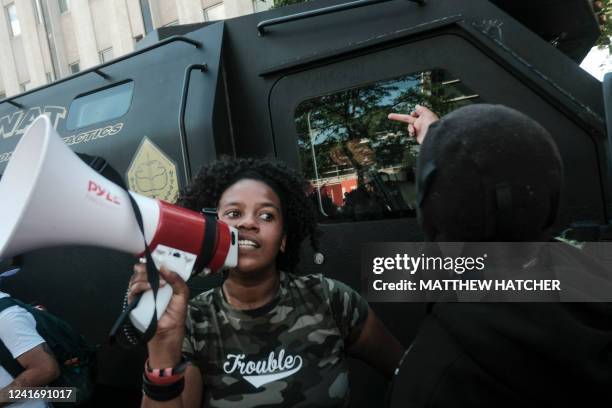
[580,45,612,81]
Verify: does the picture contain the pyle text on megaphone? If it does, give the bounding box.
[0,115,238,333]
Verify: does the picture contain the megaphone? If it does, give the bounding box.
[0,115,238,332]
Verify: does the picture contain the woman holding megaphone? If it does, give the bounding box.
[127,157,403,408]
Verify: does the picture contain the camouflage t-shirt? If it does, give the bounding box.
[182,272,369,408]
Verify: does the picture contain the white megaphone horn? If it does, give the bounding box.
[0,115,238,332]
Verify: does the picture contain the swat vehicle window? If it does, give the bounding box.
[294,69,479,222]
[66,81,134,130]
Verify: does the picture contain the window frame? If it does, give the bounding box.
[66,80,135,131]
[6,3,21,37]
[33,0,43,25]
[291,68,478,222]
[98,47,113,64]
[58,0,69,14]
[203,3,226,22]
[252,0,272,13]
[69,61,80,74]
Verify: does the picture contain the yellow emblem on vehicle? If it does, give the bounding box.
[127,137,179,203]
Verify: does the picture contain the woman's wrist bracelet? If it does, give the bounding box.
[142,357,190,401]
[142,375,185,401]
[144,357,189,385]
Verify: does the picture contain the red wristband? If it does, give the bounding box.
[144,358,189,385]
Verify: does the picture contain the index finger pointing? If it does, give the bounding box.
[388,113,416,124]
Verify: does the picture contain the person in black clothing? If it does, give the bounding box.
[387,104,612,407]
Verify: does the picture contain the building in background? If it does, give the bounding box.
[0,0,273,99]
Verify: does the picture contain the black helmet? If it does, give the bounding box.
[416,104,563,241]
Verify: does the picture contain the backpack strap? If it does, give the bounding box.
[0,297,17,313]
[0,297,26,379]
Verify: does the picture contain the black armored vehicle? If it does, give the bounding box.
[0,0,610,405]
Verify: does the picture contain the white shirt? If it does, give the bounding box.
[0,291,47,408]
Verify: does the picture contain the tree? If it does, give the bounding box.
[294,70,469,185]
[595,0,612,52]
[271,0,310,9]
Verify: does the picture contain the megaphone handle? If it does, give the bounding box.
[129,285,173,333]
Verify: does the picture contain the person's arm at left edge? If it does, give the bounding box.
[3,343,60,387]
[347,308,404,380]
[0,308,60,406]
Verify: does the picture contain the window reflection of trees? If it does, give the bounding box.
[295,69,479,222]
